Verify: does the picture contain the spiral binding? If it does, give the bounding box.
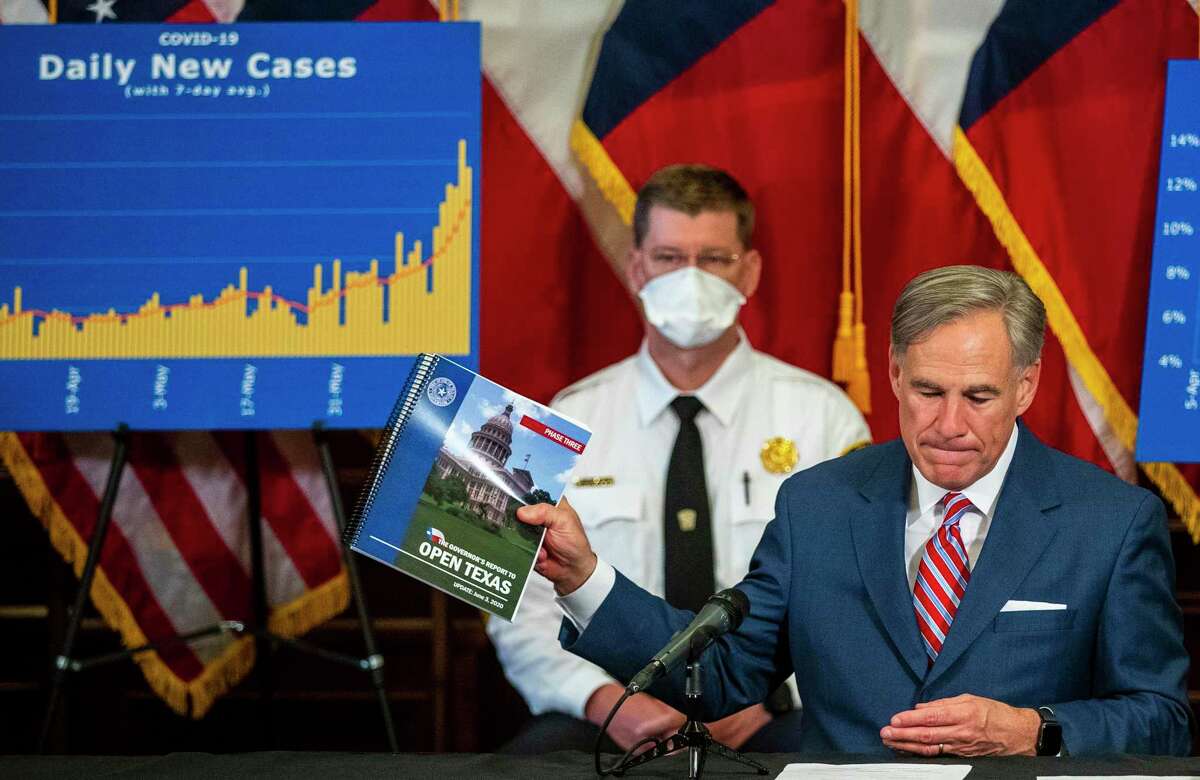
[343,353,440,549]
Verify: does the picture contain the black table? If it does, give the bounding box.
[4,751,1200,778]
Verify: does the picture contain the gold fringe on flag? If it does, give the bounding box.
[0,432,351,716]
[952,127,1200,541]
[570,120,637,226]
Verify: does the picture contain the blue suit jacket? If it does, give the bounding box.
[563,427,1191,755]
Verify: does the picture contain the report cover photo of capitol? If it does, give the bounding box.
[344,354,591,621]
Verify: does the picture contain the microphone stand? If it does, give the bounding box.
[609,647,768,779]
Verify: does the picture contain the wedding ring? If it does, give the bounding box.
[938,743,945,756]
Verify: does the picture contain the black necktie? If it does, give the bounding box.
[664,395,715,613]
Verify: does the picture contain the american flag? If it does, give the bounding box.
[0,430,346,716]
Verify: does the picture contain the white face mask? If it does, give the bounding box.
[637,266,746,349]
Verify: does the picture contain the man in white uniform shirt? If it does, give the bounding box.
[487,164,869,753]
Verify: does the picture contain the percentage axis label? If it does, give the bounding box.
[1162,309,1189,324]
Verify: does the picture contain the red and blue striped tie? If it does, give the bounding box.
[913,492,973,666]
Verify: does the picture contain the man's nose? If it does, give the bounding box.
[934,397,968,438]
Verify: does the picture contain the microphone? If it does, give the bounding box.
[626,588,749,693]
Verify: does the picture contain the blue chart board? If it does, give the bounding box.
[1138,60,1200,461]
[0,23,480,431]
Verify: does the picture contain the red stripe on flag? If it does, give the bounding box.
[477,83,639,400]
[126,433,253,621]
[356,0,437,22]
[18,432,206,679]
[210,432,338,589]
[257,435,342,588]
[166,1,216,23]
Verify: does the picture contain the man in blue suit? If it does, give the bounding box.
[521,265,1191,756]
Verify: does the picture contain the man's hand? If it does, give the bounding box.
[705,704,772,750]
[517,496,596,596]
[880,694,1040,756]
[585,683,685,752]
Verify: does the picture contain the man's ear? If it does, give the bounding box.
[888,344,903,400]
[739,248,762,299]
[626,247,647,294]
[1014,358,1041,417]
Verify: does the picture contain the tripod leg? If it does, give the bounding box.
[706,741,770,774]
[313,424,398,753]
[244,431,275,745]
[38,425,129,753]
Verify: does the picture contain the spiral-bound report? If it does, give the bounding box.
[344,353,592,621]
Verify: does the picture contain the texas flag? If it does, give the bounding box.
[426,527,446,546]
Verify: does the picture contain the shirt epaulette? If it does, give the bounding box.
[551,356,635,407]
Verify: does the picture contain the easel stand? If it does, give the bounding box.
[37,424,398,754]
[612,657,767,779]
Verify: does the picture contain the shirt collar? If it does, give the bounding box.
[909,422,1020,523]
[634,329,752,428]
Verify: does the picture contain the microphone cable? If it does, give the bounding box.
[594,688,668,776]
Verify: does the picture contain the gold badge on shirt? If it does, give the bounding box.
[760,436,799,474]
[573,476,615,488]
[677,508,698,532]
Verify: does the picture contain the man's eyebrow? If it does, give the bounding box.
[908,379,1001,395]
[963,383,1001,396]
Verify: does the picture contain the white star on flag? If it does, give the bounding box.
[86,0,117,23]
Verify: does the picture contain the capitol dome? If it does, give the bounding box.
[482,404,515,437]
[470,404,515,468]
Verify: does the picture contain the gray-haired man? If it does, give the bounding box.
[519,265,1191,756]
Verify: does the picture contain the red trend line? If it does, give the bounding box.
[2,195,470,327]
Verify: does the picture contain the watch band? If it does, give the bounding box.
[1035,706,1062,756]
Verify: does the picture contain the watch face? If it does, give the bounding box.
[1037,716,1063,756]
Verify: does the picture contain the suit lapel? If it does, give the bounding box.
[924,426,1062,686]
[850,441,927,681]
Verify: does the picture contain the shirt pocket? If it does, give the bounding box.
[725,480,780,586]
[992,608,1077,632]
[569,483,648,587]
